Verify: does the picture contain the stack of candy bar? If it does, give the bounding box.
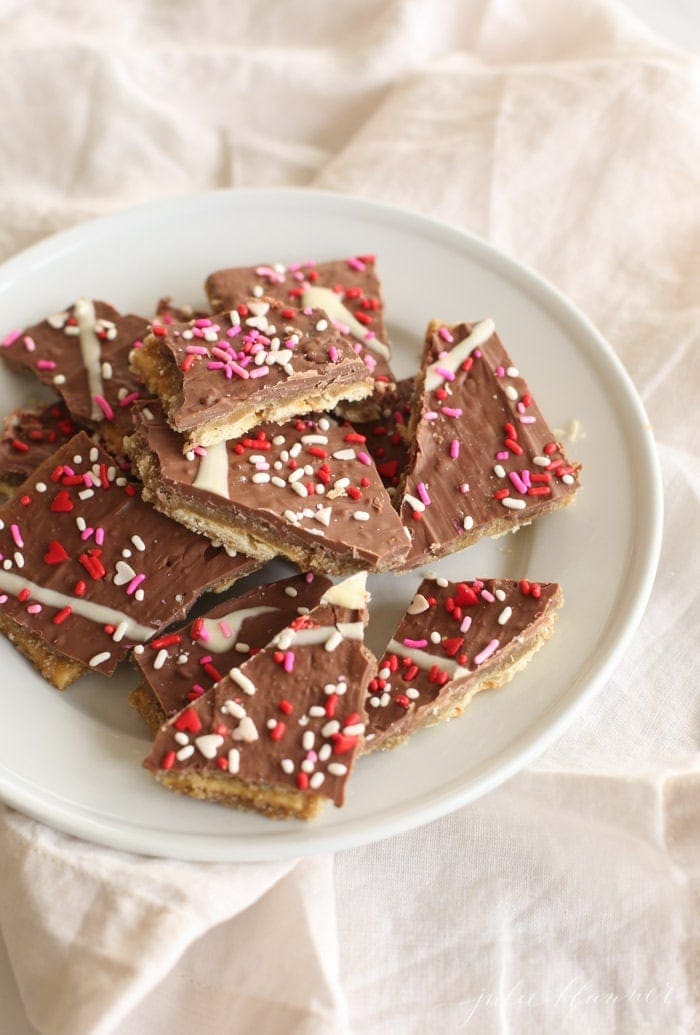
[0,253,580,820]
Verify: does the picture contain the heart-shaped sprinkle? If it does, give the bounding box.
[194,734,224,759]
[232,716,258,743]
[454,583,479,607]
[50,490,74,513]
[43,540,68,565]
[442,637,464,657]
[173,707,202,734]
[407,593,430,615]
[330,733,358,755]
[113,560,136,586]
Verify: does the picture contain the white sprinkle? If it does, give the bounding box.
[78,489,94,500]
[266,718,277,730]
[291,482,308,498]
[230,669,256,696]
[498,606,513,625]
[89,651,111,667]
[505,385,518,401]
[133,645,144,655]
[289,442,302,458]
[271,476,286,488]
[281,758,295,775]
[232,716,258,742]
[494,464,506,478]
[14,552,24,568]
[406,687,420,699]
[407,593,430,615]
[223,699,246,719]
[562,474,575,485]
[333,448,355,461]
[101,361,113,379]
[327,763,348,776]
[353,511,370,521]
[343,722,365,736]
[404,493,425,513]
[252,472,270,484]
[53,374,66,385]
[131,535,146,552]
[284,509,300,523]
[195,734,224,759]
[430,630,441,644]
[235,642,249,654]
[495,589,506,601]
[35,482,47,493]
[174,732,189,746]
[322,720,340,737]
[252,285,264,297]
[301,759,315,774]
[533,456,550,467]
[319,743,332,761]
[227,748,240,774]
[501,497,527,510]
[112,621,128,642]
[315,319,328,331]
[309,705,326,717]
[302,730,315,751]
[507,366,519,377]
[463,515,474,531]
[310,772,325,789]
[176,745,195,761]
[284,586,298,598]
[153,648,168,670]
[288,467,305,484]
[436,577,448,588]
[135,589,145,602]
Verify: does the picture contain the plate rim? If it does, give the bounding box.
[0,187,663,861]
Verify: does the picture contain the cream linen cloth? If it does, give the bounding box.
[0,1,698,1033]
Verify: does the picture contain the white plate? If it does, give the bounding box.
[0,189,662,861]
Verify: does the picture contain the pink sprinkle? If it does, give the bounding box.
[194,318,212,328]
[23,336,36,352]
[306,750,318,763]
[305,572,314,583]
[450,439,460,460]
[10,524,23,548]
[364,330,376,342]
[438,327,454,343]
[364,354,377,373]
[185,344,209,355]
[226,326,242,338]
[474,349,482,359]
[496,365,505,378]
[442,407,463,418]
[94,395,115,421]
[480,590,495,603]
[417,483,431,505]
[198,626,210,643]
[190,683,206,698]
[27,604,42,614]
[424,411,439,421]
[357,451,372,466]
[460,483,470,494]
[80,527,94,541]
[118,391,141,408]
[2,329,20,347]
[436,366,455,382]
[219,621,232,639]
[522,469,532,488]
[82,472,92,487]
[193,446,207,457]
[509,471,528,494]
[474,639,500,666]
[332,321,350,336]
[126,573,146,595]
[403,637,428,649]
[496,451,509,461]
[328,345,339,363]
[347,257,366,272]
[199,655,213,665]
[132,339,143,349]
[95,527,105,546]
[249,366,269,379]
[519,415,536,424]
[0,595,7,604]
[283,651,295,673]
[230,361,250,379]
[207,361,225,370]
[460,616,472,633]
[37,359,56,370]
[211,347,231,362]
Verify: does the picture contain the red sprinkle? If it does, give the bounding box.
[18,588,31,603]
[50,490,74,513]
[269,722,286,742]
[161,750,176,770]
[53,606,72,625]
[296,772,309,790]
[173,708,202,734]
[151,633,181,650]
[278,699,293,715]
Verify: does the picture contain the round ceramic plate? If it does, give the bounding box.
[0,189,662,861]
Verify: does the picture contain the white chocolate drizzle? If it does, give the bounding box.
[193,441,230,499]
[387,638,469,680]
[302,285,390,360]
[424,318,496,392]
[200,605,277,653]
[74,298,105,420]
[0,571,157,642]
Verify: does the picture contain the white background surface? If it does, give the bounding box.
[0,1,697,1033]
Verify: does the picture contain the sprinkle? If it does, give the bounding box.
[89,651,111,668]
[126,573,146,595]
[498,607,513,625]
[10,524,23,549]
[474,639,500,665]
[153,649,168,671]
[463,515,474,531]
[228,749,240,774]
[450,439,460,460]
[501,497,527,510]
[353,511,370,521]
[327,762,348,776]
[36,359,56,370]
[435,366,455,382]
[441,407,463,418]
[230,669,256,696]
[2,329,20,347]
[94,395,115,421]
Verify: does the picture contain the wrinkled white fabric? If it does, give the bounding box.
[0,1,697,1033]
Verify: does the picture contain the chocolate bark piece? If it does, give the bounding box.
[126,402,410,575]
[144,573,376,821]
[154,298,209,325]
[393,319,582,570]
[364,575,562,752]
[1,301,150,436]
[0,402,81,496]
[130,298,374,451]
[130,571,332,733]
[348,377,413,497]
[0,432,258,690]
[205,256,395,409]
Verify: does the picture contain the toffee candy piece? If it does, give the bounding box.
[0,431,258,690]
[0,402,80,496]
[394,319,582,570]
[144,573,376,821]
[364,575,562,752]
[126,403,410,575]
[130,297,374,451]
[205,255,394,400]
[131,571,332,734]
[348,377,413,497]
[1,301,149,438]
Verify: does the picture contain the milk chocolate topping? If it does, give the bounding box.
[205,256,394,384]
[0,432,258,676]
[2,300,149,426]
[349,377,413,496]
[0,402,81,490]
[132,297,373,437]
[366,575,561,748]
[134,572,331,718]
[144,576,375,808]
[396,320,581,567]
[128,402,410,572]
